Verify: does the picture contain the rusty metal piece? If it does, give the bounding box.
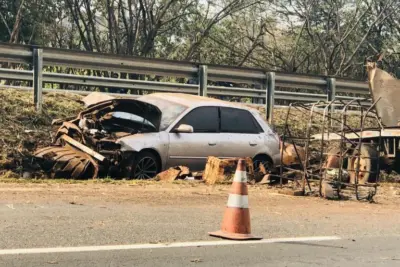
[322,146,350,184]
[367,62,400,127]
[258,174,271,184]
[81,92,116,108]
[258,162,267,175]
[156,166,191,182]
[281,143,306,166]
[55,122,85,143]
[34,145,98,179]
[60,135,106,162]
[156,168,181,182]
[179,166,190,177]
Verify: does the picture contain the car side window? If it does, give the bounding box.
[177,107,219,133]
[220,107,262,134]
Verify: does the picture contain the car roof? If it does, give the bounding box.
[139,93,256,111]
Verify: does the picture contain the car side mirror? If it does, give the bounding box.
[173,124,194,133]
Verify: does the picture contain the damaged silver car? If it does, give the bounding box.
[34,93,281,179]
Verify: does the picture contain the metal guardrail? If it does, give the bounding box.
[0,42,370,123]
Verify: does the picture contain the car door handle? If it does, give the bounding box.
[208,142,217,146]
[249,142,257,146]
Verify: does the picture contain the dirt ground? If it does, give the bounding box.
[1,181,400,209]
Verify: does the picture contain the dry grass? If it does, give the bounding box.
[0,176,161,185]
[0,89,83,177]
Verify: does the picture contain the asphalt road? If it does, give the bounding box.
[2,200,400,249]
[1,236,400,267]
[1,183,400,266]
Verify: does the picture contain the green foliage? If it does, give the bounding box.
[1,0,400,79]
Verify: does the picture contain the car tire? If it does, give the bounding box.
[129,151,161,179]
[347,144,379,184]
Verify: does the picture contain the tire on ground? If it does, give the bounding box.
[347,144,379,184]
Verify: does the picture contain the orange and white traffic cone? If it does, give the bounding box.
[209,159,262,240]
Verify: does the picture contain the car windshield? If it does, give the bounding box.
[138,95,187,131]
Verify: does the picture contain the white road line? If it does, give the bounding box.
[0,236,341,255]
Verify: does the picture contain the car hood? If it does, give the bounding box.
[81,92,116,108]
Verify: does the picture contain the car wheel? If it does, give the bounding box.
[130,151,160,179]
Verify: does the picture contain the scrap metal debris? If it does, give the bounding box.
[34,144,98,179]
[281,143,306,167]
[156,166,192,182]
[279,98,382,201]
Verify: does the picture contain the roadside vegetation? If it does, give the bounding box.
[0,89,82,178]
[1,0,400,85]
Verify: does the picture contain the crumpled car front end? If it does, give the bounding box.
[33,94,161,179]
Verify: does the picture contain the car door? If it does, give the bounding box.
[167,106,222,171]
[219,107,264,159]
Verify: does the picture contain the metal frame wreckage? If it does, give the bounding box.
[279,60,400,201]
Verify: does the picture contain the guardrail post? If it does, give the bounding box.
[266,72,275,124]
[327,77,336,101]
[198,65,207,97]
[33,48,43,112]
[327,77,336,113]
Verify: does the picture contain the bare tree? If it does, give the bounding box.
[184,0,261,61]
[9,0,25,43]
[272,0,400,76]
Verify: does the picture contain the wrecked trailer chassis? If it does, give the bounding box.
[279,61,400,201]
[279,98,384,201]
